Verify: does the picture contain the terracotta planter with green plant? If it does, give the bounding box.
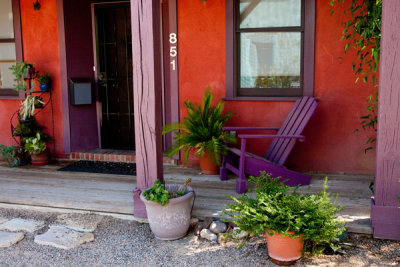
[163,88,236,174]
[24,131,51,166]
[223,172,345,265]
[140,178,194,240]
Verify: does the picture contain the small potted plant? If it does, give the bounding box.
[19,95,45,120]
[9,61,36,92]
[163,88,236,174]
[23,131,51,166]
[140,178,194,240]
[223,172,345,265]
[0,145,22,167]
[37,73,51,92]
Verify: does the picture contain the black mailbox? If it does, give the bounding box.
[69,78,93,105]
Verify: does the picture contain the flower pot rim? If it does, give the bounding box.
[140,184,194,206]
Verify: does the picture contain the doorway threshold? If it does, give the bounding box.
[69,149,176,165]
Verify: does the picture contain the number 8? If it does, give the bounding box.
[169,33,177,44]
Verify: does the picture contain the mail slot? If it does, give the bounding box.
[69,78,93,105]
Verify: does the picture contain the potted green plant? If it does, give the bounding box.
[223,172,345,265]
[9,61,36,92]
[0,145,22,167]
[37,73,51,92]
[140,178,194,240]
[19,95,44,120]
[23,131,51,166]
[163,88,236,174]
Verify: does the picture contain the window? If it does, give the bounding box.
[0,0,23,98]
[226,0,315,100]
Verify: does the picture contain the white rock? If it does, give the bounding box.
[209,221,227,234]
[0,218,9,224]
[0,218,45,233]
[200,229,217,241]
[0,231,24,248]
[54,213,103,232]
[34,225,94,250]
[233,227,249,239]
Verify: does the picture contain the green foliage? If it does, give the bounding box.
[163,88,236,165]
[23,131,50,154]
[329,0,381,152]
[13,118,43,137]
[9,61,35,92]
[143,178,192,206]
[37,73,51,85]
[0,145,21,167]
[223,172,345,256]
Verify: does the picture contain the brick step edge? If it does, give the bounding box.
[69,152,177,165]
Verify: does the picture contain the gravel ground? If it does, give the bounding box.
[0,208,399,267]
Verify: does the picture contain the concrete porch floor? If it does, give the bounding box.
[0,161,373,234]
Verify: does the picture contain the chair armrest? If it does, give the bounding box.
[222,127,280,131]
[238,134,305,142]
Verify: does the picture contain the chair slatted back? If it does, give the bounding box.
[265,96,318,165]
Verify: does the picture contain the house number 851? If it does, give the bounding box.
[169,33,177,70]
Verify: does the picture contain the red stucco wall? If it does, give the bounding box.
[178,0,375,174]
[0,0,64,157]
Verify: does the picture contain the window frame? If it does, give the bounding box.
[225,0,315,101]
[0,0,24,99]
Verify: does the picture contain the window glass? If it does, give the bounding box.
[240,0,301,29]
[240,32,301,89]
[0,43,16,60]
[0,0,14,38]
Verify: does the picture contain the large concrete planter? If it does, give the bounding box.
[140,184,194,240]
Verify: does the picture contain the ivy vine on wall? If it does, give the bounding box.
[329,0,382,153]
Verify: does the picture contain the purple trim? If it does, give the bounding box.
[238,134,305,141]
[223,96,304,102]
[225,0,234,99]
[57,0,72,154]
[303,0,315,96]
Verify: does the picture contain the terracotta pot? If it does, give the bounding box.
[199,150,219,175]
[140,184,194,240]
[31,150,50,166]
[265,230,304,266]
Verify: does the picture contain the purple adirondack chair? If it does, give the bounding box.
[220,96,318,194]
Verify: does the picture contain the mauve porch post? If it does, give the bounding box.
[371,0,400,240]
[130,0,164,218]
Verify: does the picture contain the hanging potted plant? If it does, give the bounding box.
[37,73,51,92]
[140,178,194,240]
[223,172,345,265]
[163,88,236,174]
[9,61,36,92]
[23,131,51,166]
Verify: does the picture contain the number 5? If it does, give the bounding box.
[170,46,177,57]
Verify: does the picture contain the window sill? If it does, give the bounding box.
[0,90,25,100]
[223,96,302,102]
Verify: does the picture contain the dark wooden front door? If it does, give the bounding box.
[95,3,134,149]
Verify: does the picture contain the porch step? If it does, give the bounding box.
[70,149,176,165]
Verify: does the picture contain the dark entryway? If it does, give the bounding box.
[94,3,134,149]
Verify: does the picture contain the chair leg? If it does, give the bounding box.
[236,138,247,194]
[220,155,228,181]
[236,173,247,194]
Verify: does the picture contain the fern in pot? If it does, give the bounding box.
[163,88,236,174]
[223,172,345,265]
[140,178,194,240]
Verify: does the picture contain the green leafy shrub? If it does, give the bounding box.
[223,172,345,255]
[143,178,192,206]
[37,73,51,84]
[9,61,35,92]
[0,145,22,167]
[163,88,236,165]
[23,131,51,154]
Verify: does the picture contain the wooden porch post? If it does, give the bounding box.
[131,0,164,218]
[371,0,400,240]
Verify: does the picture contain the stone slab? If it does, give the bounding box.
[0,218,9,224]
[0,218,45,233]
[54,213,103,232]
[34,225,94,250]
[0,231,24,248]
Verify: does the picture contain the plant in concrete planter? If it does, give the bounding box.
[0,145,22,167]
[163,88,236,174]
[140,178,194,240]
[223,172,345,265]
[24,131,51,166]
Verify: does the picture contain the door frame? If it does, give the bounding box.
[90,0,179,152]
